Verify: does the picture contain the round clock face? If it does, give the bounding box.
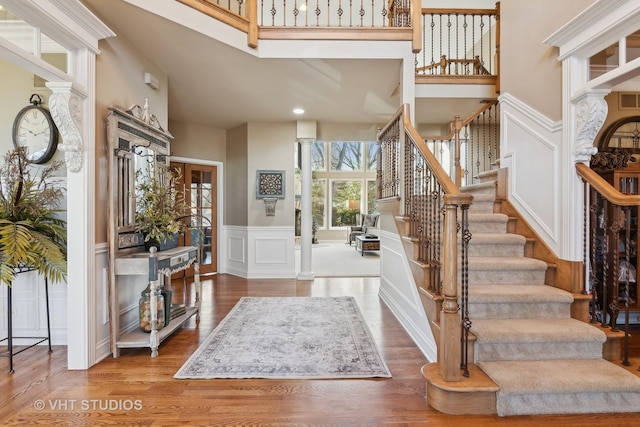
[12,105,58,164]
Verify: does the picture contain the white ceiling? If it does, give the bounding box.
[81,0,491,132]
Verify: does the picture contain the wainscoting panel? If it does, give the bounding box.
[223,226,296,278]
[0,269,67,346]
[377,229,437,361]
[500,93,562,255]
[94,243,111,363]
[247,227,296,279]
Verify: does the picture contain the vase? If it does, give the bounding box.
[144,233,179,251]
[138,284,165,333]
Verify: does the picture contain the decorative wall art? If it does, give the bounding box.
[256,170,285,216]
[256,170,285,199]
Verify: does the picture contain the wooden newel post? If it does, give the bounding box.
[439,194,466,382]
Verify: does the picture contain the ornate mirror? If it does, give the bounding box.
[106,104,172,253]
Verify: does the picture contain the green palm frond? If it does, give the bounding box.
[0,148,67,286]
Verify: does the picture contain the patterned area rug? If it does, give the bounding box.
[174,296,391,379]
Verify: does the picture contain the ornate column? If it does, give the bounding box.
[46,82,84,172]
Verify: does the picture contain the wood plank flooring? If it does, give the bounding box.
[1,274,639,426]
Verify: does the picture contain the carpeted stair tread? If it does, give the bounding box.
[471,318,606,344]
[461,180,497,195]
[468,284,573,304]
[468,256,547,271]
[467,212,508,222]
[478,359,640,415]
[466,233,526,245]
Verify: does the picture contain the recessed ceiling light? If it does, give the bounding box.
[293,108,305,115]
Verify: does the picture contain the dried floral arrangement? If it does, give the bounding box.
[0,147,67,285]
[134,165,189,245]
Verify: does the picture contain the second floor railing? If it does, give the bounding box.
[416,5,500,90]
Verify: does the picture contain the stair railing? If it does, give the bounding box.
[422,100,500,187]
[576,161,638,367]
[378,104,473,380]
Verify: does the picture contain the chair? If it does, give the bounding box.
[348,213,380,245]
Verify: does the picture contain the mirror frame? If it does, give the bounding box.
[106,105,173,254]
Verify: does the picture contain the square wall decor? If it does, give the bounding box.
[256,170,285,199]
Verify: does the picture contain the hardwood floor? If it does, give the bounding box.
[1,274,639,426]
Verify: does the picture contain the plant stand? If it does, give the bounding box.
[1,267,52,374]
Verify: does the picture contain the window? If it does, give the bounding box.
[331,180,362,227]
[296,141,378,230]
[330,142,363,171]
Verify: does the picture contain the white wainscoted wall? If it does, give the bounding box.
[94,243,111,363]
[0,271,67,346]
[377,227,437,361]
[499,93,563,256]
[223,226,297,279]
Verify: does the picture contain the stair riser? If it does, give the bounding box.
[467,221,507,234]
[468,302,570,320]
[498,392,640,416]
[474,341,603,363]
[468,201,495,214]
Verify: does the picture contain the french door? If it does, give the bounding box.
[171,161,217,276]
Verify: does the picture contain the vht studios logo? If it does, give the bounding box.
[34,399,143,411]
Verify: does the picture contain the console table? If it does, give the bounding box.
[111,246,200,358]
[355,234,380,256]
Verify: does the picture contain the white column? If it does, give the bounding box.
[47,50,96,370]
[298,139,314,280]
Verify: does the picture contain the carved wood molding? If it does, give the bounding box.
[47,83,84,172]
[574,90,609,163]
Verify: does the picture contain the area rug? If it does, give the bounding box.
[174,296,391,379]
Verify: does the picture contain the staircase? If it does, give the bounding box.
[417,169,640,416]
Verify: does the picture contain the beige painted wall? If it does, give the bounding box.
[500,0,595,120]
[94,36,169,243]
[247,122,297,227]
[225,124,248,226]
[317,122,380,141]
[169,120,226,161]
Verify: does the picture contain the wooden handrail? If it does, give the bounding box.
[402,105,462,196]
[576,163,640,206]
[421,7,498,16]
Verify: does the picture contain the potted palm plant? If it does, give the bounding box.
[134,165,189,251]
[0,147,67,286]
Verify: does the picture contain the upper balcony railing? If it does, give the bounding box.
[415,5,500,90]
[177,0,499,88]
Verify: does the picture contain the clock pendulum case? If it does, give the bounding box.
[12,94,59,164]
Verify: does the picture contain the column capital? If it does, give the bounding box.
[46,82,84,172]
[573,89,609,163]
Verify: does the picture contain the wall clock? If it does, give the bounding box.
[12,94,59,164]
